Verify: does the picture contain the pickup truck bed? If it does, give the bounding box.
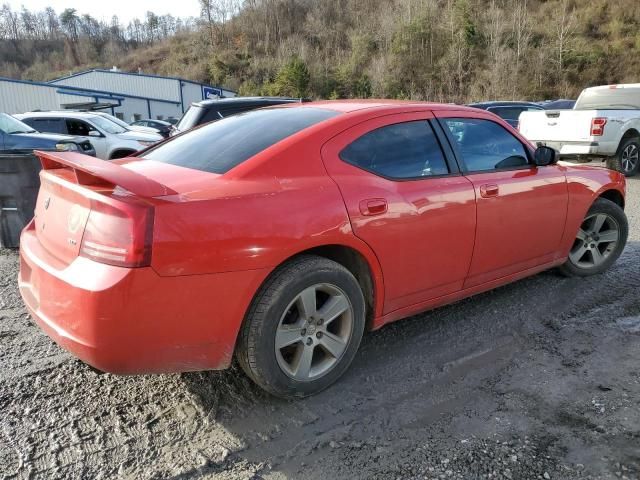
[518,84,640,177]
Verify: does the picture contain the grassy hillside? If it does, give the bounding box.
[4,0,640,102]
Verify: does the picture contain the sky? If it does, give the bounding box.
[6,1,202,23]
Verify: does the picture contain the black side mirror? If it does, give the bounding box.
[533,146,557,166]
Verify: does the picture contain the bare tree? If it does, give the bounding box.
[511,0,531,98]
[554,0,577,78]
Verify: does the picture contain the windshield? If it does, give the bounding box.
[99,114,132,130]
[175,105,203,132]
[89,115,128,134]
[142,107,339,174]
[575,89,640,110]
[0,113,36,134]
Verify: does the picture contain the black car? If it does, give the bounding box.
[173,97,308,135]
[542,99,576,110]
[467,101,544,128]
[130,119,175,138]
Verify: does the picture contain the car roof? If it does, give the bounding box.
[18,111,101,119]
[467,101,542,108]
[270,99,478,115]
[194,96,305,108]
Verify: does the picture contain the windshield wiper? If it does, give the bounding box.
[7,130,36,134]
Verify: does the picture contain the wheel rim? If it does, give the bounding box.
[275,283,354,382]
[569,212,620,268]
[621,143,639,173]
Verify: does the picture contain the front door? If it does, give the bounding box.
[65,119,107,159]
[436,111,569,287]
[321,112,477,315]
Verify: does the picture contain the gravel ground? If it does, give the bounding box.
[1,178,640,480]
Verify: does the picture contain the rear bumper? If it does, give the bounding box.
[533,140,617,157]
[18,224,269,374]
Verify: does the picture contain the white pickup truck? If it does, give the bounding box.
[519,84,640,176]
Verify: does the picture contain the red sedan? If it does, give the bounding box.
[19,101,628,398]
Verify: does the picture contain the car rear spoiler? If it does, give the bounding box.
[34,150,177,198]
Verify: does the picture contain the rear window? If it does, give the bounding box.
[575,88,640,110]
[142,107,339,174]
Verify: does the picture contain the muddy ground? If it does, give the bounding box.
[1,179,639,480]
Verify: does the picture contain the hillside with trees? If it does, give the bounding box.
[1,0,640,103]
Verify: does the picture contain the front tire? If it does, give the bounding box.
[607,137,640,176]
[237,255,366,399]
[558,198,628,277]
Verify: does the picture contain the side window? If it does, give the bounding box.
[442,118,529,172]
[22,118,65,134]
[45,119,66,134]
[66,119,94,136]
[340,121,449,179]
[202,109,222,123]
[20,118,40,131]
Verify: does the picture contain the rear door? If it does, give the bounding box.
[322,111,477,314]
[436,110,568,287]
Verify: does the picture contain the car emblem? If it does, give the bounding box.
[44,197,50,210]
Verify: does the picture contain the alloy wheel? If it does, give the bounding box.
[275,283,354,381]
[569,212,620,268]
[621,143,639,174]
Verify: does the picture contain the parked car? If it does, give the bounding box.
[172,96,308,135]
[91,111,161,136]
[130,119,175,138]
[19,101,627,398]
[467,101,544,128]
[16,111,163,160]
[519,84,640,176]
[542,99,576,110]
[0,113,95,155]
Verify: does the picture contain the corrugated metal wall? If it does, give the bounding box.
[0,80,94,114]
[1,73,236,121]
[52,71,181,102]
[182,83,204,109]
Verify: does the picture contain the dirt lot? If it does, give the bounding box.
[1,178,639,480]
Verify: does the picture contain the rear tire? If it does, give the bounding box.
[558,198,628,277]
[607,137,640,176]
[237,255,366,399]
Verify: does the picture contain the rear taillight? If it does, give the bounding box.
[591,117,607,136]
[80,197,153,268]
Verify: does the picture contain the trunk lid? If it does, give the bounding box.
[32,151,177,265]
[34,171,92,264]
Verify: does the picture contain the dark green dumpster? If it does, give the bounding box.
[0,153,41,248]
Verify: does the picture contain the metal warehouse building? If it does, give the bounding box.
[0,69,235,122]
